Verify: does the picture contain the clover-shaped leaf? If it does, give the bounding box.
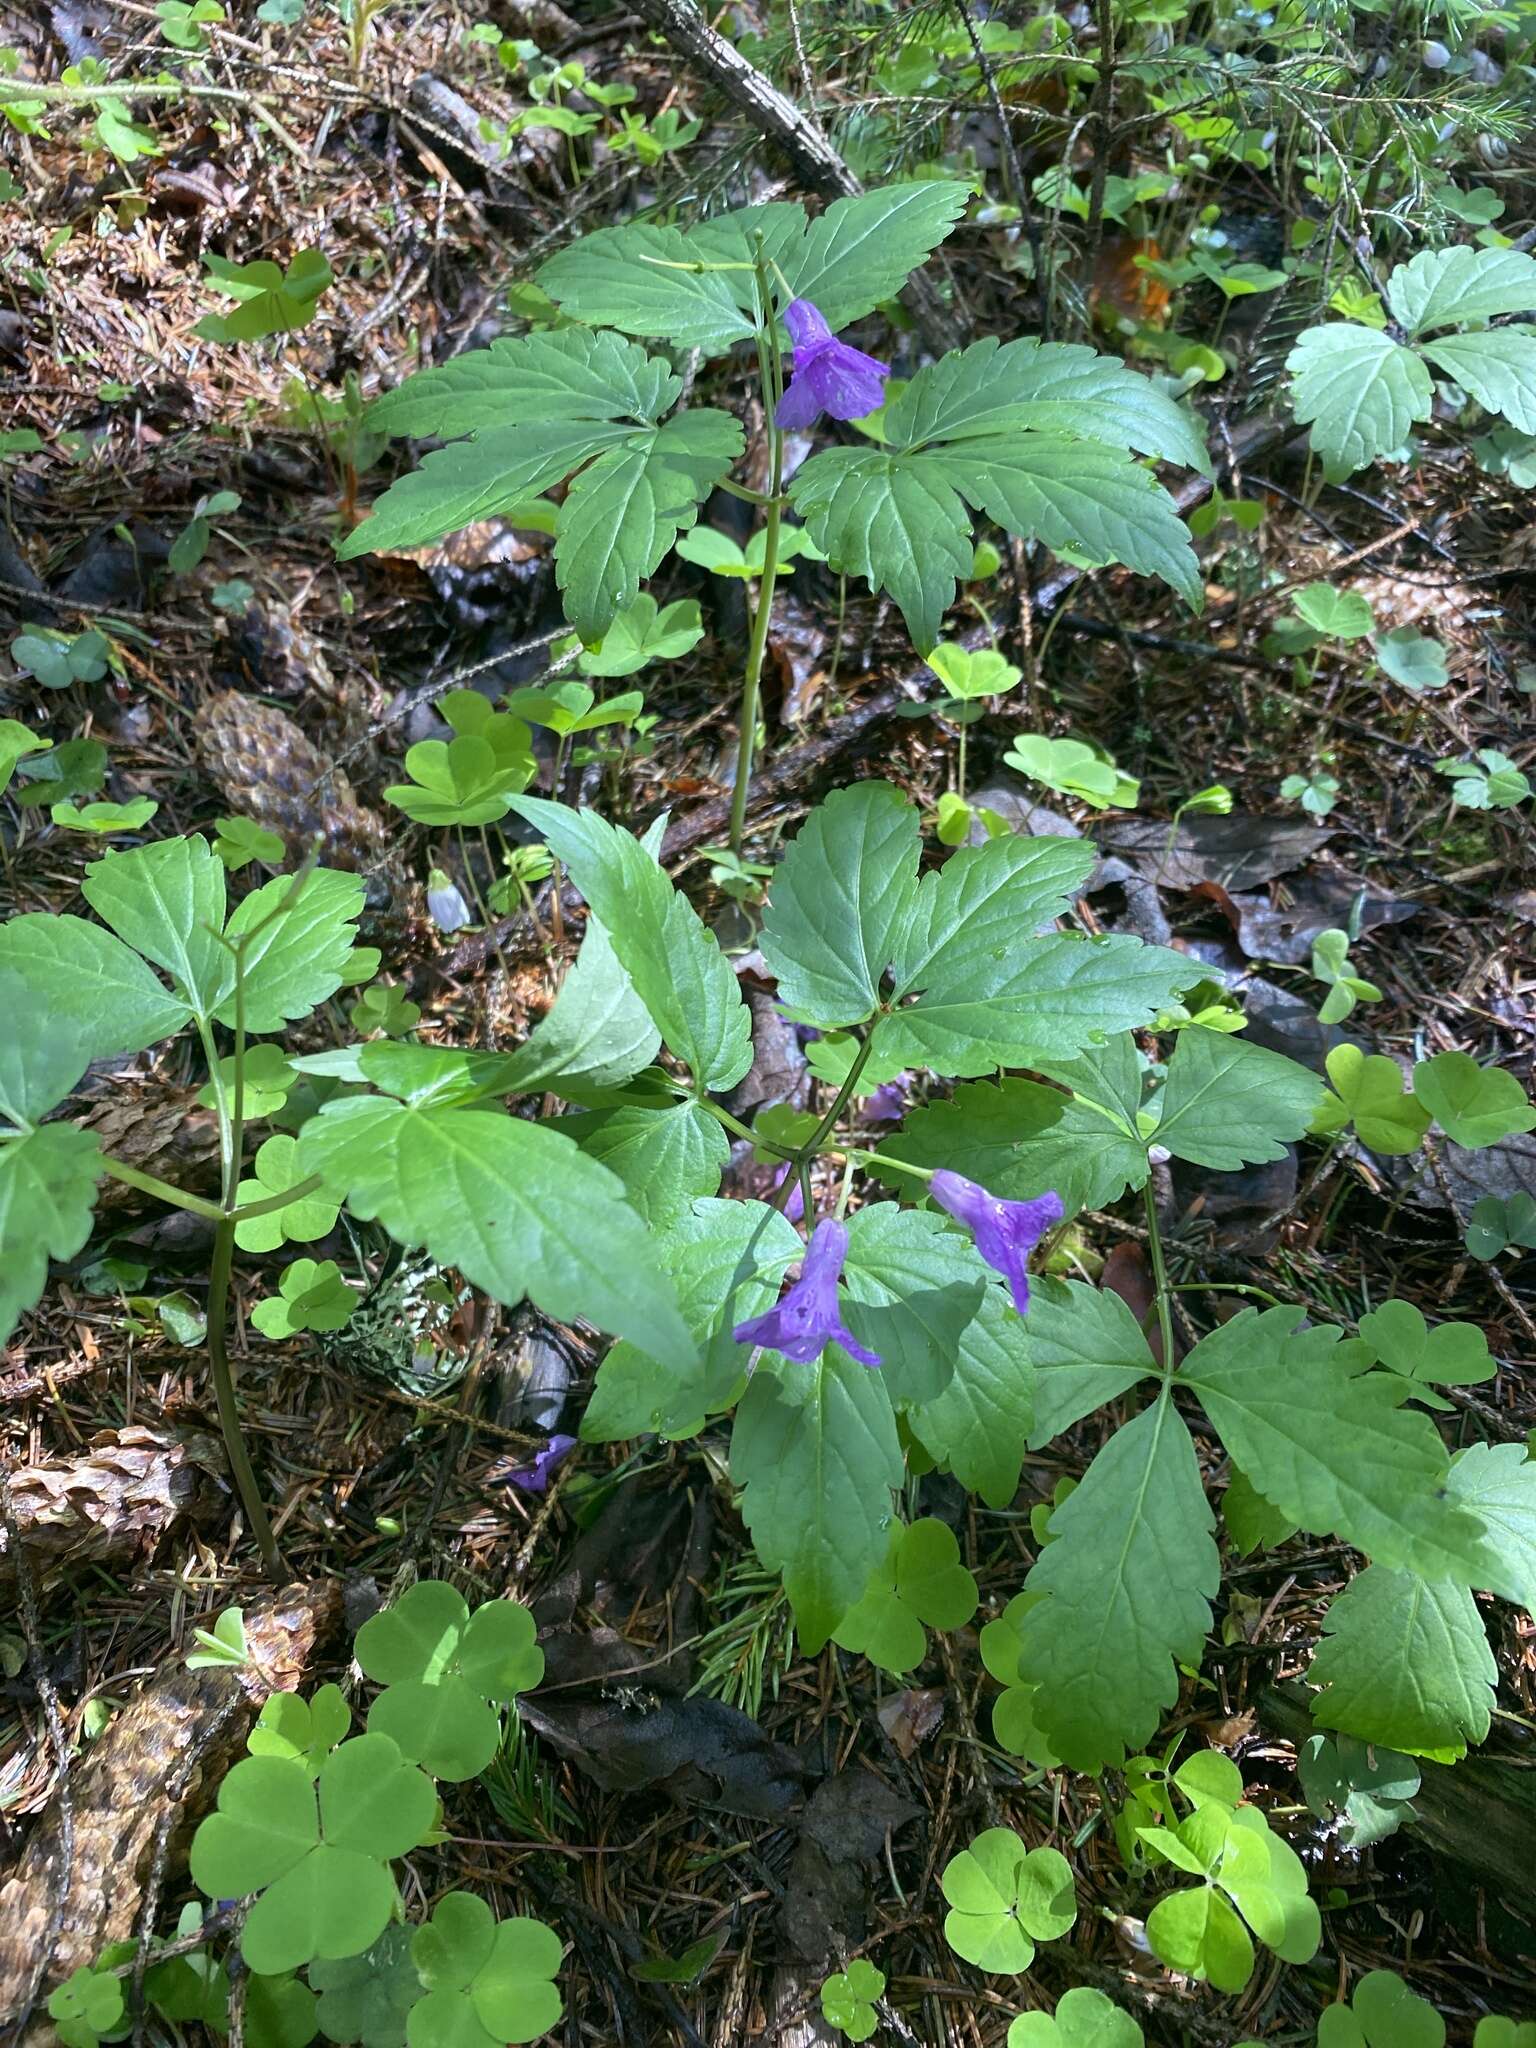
[48,1965,128,2048]
[1375,628,1448,692]
[196,247,332,343]
[0,718,52,794]
[1435,750,1531,811]
[979,1594,1059,1767]
[1475,2020,1536,2048]
[357,1583,545,1781]
[438,693,541,775]
[252,1258,357,1339]
[311,1926,422,2048]
[1298,1733,1419,1852]
[249,1683,352,1774]
[246,1973,321,2048]
[52,797,159,835]
[214,814,287,870]
[384,733,534,827]
[832,1518,978,1674]
[1142,1801,1318,1993]
[1008,1986,1144,2047]
[408,1892,563,2047]
[573,593,701,678]
[820,1959,885,2042]
[235,1133,341,1252]
[926,643,1023,701]
[11,626,111,690]
[1465,1193,1536,1262]
[1317,1969,1445,2048]
[190,1735,437,1974]
[199,1044,297,1123]
[940,1829,1076,1972]
[1312,1045,1431,1156]
[1004,734,1138,810]
[1355,1300,1494,1408]
[1411,1051,1535,1150]
[352,982,422,1038]
[1293,582,1375,641]
[675,524,823,579]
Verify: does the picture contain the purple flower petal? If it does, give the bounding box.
[732,1215,882,1369]
[783,298,834,351]
[770,1163,806,1223]
[863,1074,912,1124]
[774,296,891,428]
[774,371,827,430]
[931,1171,1064,1316]
[504,1433,578,1494]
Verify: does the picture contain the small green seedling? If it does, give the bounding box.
[10,626,110,690]
[1375,627,1448,692]
[1140,1799,1319,1993]
[170,489,242,575]
[1280,768,1341,818]
[310,1926,422,2048]
[186,1606,249,1670]
[1004,735,1139,809]
[212,814,286,870]
[356,1581,544,1780]
[1353,1300,1494,1409]
[1310,928,1381,1025]
[979,1593,1059,1767]
[51,798,159,835]
[831,1518,978,1674]
[235,1134,340,1251]
[925,643,1022,700]
[1297,1733,1420,1851]
[1291,582,1375,642]
[939,1828,1076,1972]
[1411,1050,1536,1148]
[352,982,422,1037]
[676,525,822,579]
[1312,1045,1432,1155]
[157,0,224,49]
[196,248,333,344]
[384,731,534,828]
[820,1960,884,2042]
[47,1965,127,2048]
[1465,1193,1536,1262]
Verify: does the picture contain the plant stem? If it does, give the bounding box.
[207,1215,283,1576]
[770,1035,876,1213]
[100,1156,227,1221]
[1142,1180,1177,1372]
[729,241,787,860]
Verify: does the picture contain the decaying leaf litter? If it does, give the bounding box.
[2,0,1535,2042]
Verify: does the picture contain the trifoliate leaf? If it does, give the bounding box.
[235,1132,341,1252]
[1298,1733,1420,1852]
[52,797,159,834]
[1312,1044,1432,1155]
[197,248,331,342]
[48,1965,126,2048]
[1002,734,1138,809]
[1411,1050,1535,1148]
[1375,627,1449,692]
[1017,1391,1218,1770]
[576,593,701,677]
[1152,1029,1325,1169]
[1355,1300,1494,1405]
[925,643,1023,700]
[1145,1880,1254,1994]
[251,1259,356,1339]
[359,1586,542,1781]
[310,1926,421,2048]
[385,732,535,827]
[1180,1308,1490,1577]
[1465,1192,1536,1261]
[511,796,751,1091]
[1023,1277,1160,1446]
[1316,1969,1446,2048]
[821,1960,884,2044]
[1309,1564,1495,1760]
[1385,244,1536,336]
[295,1093,694,1364]
[732,1349,904,1651]
[249,1684,351,1775]
[1285,324,1432,474]
[940,1830,1076,1973]
[213,814,286,870]
[1293,582,1375,640]
[408,1891,563,2047]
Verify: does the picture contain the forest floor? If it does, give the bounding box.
[2,1,1535,2044]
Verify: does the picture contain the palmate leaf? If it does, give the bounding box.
[1309,1564,1495,1760]
[905,1283,1036,1507]
[556,409,743,643]
[1152,1030,1326,1170]
[82,834,227,1018]
[837,1202,986,1405]
[1016,1390,1219,1771]
[538,182,967,353]
[1023,1277,1159,1445]
[1179,1308,1491,1578]
[1444,1442,1536,1610]
[493,915,659,1103]
[891,831,1096,993]
[760,781,923,1028]
[582,1199,803,1440]
[294,1093,693,1365]
[1285,324,1433,475]
[367,327,682,438]
[511,796,751,1091]
[732,1348,905,1651]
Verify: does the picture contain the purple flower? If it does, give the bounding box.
[504,1433,577,1494]
[769,1163,806,1223]
[931,1171,1064,1317]
[863,1074,912,1124]
[775,299,890,429]
[732,1216,881,1368]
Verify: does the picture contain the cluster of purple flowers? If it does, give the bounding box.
[733,1175,1064,1371]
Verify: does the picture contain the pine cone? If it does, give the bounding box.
[196,690,390,872]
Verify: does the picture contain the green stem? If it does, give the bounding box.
[1142,1181,1177,1371]
[729,241,787,860]
[207,1216,283,1576]
[694,1097,798,1158]
[770,1035,877,1213]
[100,1156,227,1221]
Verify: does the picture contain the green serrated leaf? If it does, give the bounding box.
[0,1122,103,1346]
[790,444,974,654]
[1421,328,1536,434]
[1444,1442,1536,1610]
[1023,1277,1159,1446]
[880,1074,1146,1219]
[838,1201,986,1405]
[493,915,659,1103]
[1285,323,1433,474]
[1386,244,1536,336]
[562,1100,728,1232]
[295,1094,693,1364]
[1310,1564,1495,1760]
[369,327,680,438]
[1017,1391,1218,1770]
[82,834,227,1017]
[906,1284,1036,1507]
[1152,1030,1325,1169]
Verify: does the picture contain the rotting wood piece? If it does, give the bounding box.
[0,1580,341,2025]
[0,1428,223,1589]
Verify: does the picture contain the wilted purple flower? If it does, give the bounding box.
[733,1216,881,1368]
[863,1074,912,1124]
[769,1163,806,1223]
[775,299,890,429]
[504,1433,577,1494]
[931,1171,1064,1317]
[427,865,471,934]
